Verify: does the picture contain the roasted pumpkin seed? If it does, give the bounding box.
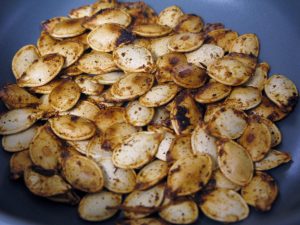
[255,149,291,171]
[94,106,125,131]
[158,5,184,28]
[10,150,33,180]
[175,14,204,33]
[125,100,154,127]
[229,33,259,57]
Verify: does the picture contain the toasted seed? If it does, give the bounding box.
[94,107,125,131]
[12,45,40,79]
[47,18,86,38]
[66,32,89,50]
[156,53,187,83]
[170,92,202,135]
[118,218,167,225]
[62,154,104,192]
[206,106,247,139]
[24,168,71,197]
[172,63,207,88]
[149,36,172,60]
[194,80,231,104]
[112,132,163,169]
[167,154,212,197]
[37,94,56,117]
[17,54,64,87]
[133,38,151,49]
[67,139,90,155]
[102,122,139,151]
[90,1,117,15]
[111,73,154,100]
[166,135,194,164]
[229,33,259,57]
[244,62,269,91]
[78,51,117,74]
[207,29,238,52]
[87,133,113,160]
[74,75,104,95]
[48,79,81,112]
[139,83,180,107]
[42,16,68,33]
[209,170,241,191]
[49,115,96,141]
[0,84,40,109]
[207,57,253,86]
[10,150,33,180]
[238,119,272,161]
[159,198,199,224]
[217,140,253,186]
[47,191,80,205]
[264,74,298,112]
[48,41,84,68]
[227,52,257,71]
[175,14,204,33]
[125,100,154,127]
[87,23,134,52]
[158,5,184,28]
[132,24,172,38]
[225,86,262,110]
[248,95,287,122]
[191,123,218,169]
[94,71,125,85]
[186,44,224,69]
[69,4,94,18]
[37,31,58,56]
[255,149,291,171]
[113,44,155,73]
[62,100,100,122]
[29,79,65,94]
[97,157,136,193]
[123,183,165,219]
[147,124,174,134]
[155,130,176,161]
[241,171,278,211]
[83,8,132,30]
[79,191,122,222]
[259,117,281,147]
[151,107,171,127]
[168,33,204,53]
[136,160,168,190]
[200,189,249,222]
[0,108,43,135]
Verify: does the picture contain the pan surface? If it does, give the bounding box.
[0,0,299,225]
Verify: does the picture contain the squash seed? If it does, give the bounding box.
[47,191,80,205]
[47,18,86,38]
[10,150,33,180]
[206,106,247,139]
[49,115,96,141]
[78,51,117,74]
[150,36,172,59]
[166,134,194,164]
[87,23,134,52]
[209,170,241,191]
[159,198,199,224]
[79,191,122,221]
[75,75,104,95]
[194,80,231,104]
[255,149,291,171]
[94,71,125,85]
[200,189,249,223]
[264,74,298,112]
[125,100,154,127]
[167,154,212,197]
[260,117,282,147]
[83,8,132,30]
[37,31,58,56]
[158,5,184,28]
[67,139,90,155]
[17,54,64,87]
[136,160,168,190]
[168,32,204,53]
[29,125,62,170]
[132,24,172,38]
[151,107,171,127]
[238,119,272,161]
[110,73,154,100]
[87,133,113,160]
[112,131,163,169]
[186,44,224,69]
[191,123,218,169]
[12,45,40,79]
[217,140,253,186]
[24,168,71,197]
[244,62,269,91]
[207,29,238,52]
[139,83,180,107]
[62,154,104,192]
[172,63,207,88]
[241,171,278,211]
[117,218,167,225]
[0,108,43,135]
[229,33,259,57]
[0,84,40,109]
[175,14,204,33]
[113,44,155,73]
[94,106,125,131]
[155,130,176,161]
[97,157,136,194]
[29,79,65,95]
[225,86,262,110]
